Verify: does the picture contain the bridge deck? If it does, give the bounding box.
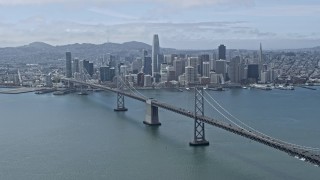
[63,78,320,166]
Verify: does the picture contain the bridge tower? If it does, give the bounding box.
[114,76,128,111]
[143,99,161,126]
[190,87,209,146]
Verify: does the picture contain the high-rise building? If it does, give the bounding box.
[215,59,227,79]
[66,52,72,78]
[185,66,195,84]
[157,54,164,73]
[229,56,241,83]
[167,69,176,82]
[199,54,210,76]
[152,34,160,77]
[143,57,152,75]
[173,58,183,80]
[210,59,216,71]
[247,64,259,82]
[144,75,152,87]
[88,62,94,77]
[160,63,168,82]
[137,72,144,87]
[218,44,226,60]
[188,57,198,81]
[202,62,210,77]
[72,58,79,75]
[100,66,115,82]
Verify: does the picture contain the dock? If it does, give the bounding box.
[0,87,36,94]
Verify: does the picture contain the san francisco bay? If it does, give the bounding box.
[0,87,319,179]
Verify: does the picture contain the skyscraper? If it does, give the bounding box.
[173,58,183,80]
[152,34,160,77]
[72,58,79,74]
[218,44,226,60]
[185,66,195,84]
[229,56,241,83]
[259,43,264,79]
[215,59,227,79]
[202,62,210,78]
[199,54,210,76]
[143,57,152,75]
[248,64,259,82]
[66,52,72,78]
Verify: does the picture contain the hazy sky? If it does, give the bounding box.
[0,0,319,49]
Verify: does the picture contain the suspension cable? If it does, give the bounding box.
[203,90,319,151]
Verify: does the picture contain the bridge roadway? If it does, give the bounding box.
[64,78,320,166]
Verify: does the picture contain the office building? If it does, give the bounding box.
[185,66,195,84]
[66,52,72,78]
[144,75,152,87]
[100,66,115,82]
[152,34,160,77]
[218,44,226,60]
[143,57,152,75]
[248,64,259,82]
[199,54,210,76]
[215,59,227,79]
[202,62,210,77]
[229,56,241,83]
[72,58,79,75]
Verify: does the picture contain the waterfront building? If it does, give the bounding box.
[137,72,144,87]
[144,75,152,87]
[248,64,259,82]
[209,71,219,84]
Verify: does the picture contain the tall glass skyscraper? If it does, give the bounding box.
[66,52,72,78]
[152,34,160,77]
[218,44,226,60]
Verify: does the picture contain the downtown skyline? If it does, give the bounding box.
[0,0,319,49]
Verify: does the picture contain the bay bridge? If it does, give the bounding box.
[62,77,320,167]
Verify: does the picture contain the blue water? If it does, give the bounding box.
[0,87,319,179]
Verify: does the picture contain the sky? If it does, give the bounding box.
[0,0,319,49]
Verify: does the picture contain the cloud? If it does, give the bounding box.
[88,7,138,20]
[0,0,254,8]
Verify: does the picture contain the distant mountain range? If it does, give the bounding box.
[0,41,319,63]
[0,41,174,63]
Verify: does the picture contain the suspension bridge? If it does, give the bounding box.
[61,77,320,167]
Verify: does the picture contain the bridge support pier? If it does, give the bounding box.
[114,92,128,111]
[190,87,209,146]
[143,99,161,126]
[114,76,128,112]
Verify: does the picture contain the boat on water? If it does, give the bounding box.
[250,84,273,90]
[185,87,190,91]
[35,88,56,94]
[78,91,88,95]
[53,91,65,95]
[277,85,294,90]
